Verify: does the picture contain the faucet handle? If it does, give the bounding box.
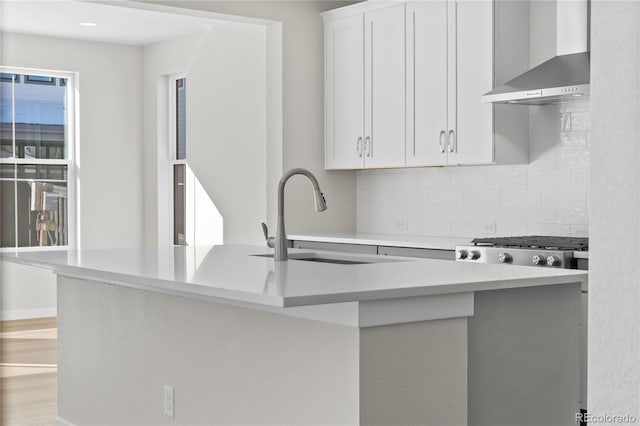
[261,222,275,248]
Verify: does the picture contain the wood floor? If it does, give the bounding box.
[1,317,57,425]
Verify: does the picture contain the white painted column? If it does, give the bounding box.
[589,1,640,419]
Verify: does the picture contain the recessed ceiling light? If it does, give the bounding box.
[80,22,97,27]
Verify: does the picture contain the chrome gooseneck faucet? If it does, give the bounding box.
[272,168,327,261]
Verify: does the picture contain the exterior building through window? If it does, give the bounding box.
[0,69,76,249]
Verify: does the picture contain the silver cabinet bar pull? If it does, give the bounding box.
[365,136,371,157]
[439,130,446,153]
[357,137,363,157]
[448,130,455,153]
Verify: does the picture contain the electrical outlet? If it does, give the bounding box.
[482,222,496,234]
[394,218,408,232]
[164,385,174,418]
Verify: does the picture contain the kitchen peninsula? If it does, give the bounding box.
[3,245,587,425]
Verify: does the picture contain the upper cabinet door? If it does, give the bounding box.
[363,4,406,169]
[407,1,449,166]
[325,15,365,169]
[323,0,526,170]
[448,0,494,165]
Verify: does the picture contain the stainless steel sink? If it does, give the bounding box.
[251,252,407,265]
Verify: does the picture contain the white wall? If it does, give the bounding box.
[1,33,145,249]
[356,1,590,239]
[589,1,640,418]
[1,33,144,319]
[143,22,268,246]
[146,0,359,239]
[188,24,267,244]
[0,262,57,320]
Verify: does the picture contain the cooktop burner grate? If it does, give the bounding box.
[470,235,589,251]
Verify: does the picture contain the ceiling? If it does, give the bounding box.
[0,0,227,46]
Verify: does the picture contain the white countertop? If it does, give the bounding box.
[2,245,587,308]
[288,232,469,251]
[289,233,589,258]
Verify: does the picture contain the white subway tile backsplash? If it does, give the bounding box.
[356,99,590,239]
[356,190,374,214]
[560,113,572,131]
[463,188,500,206]
[496,222,529,237]
[560,131,588,150]
[356,214,379,233]
[528,169,572,188]
[559,100,590,113]
[570,224,589,237]
[414,170,451,189]
[450,221,498,238]
[487,170,528,188]
[439,204,468,222]
[528,223,572,236]
[556,207,588,224]
[513,206,556,224]
[421,221,453,237]
[474,204,515,222]
[541,188,587,208]
[357,171,414,190]
[571,111,591,131]
[409,207,440,222]
[571,169,590,186]
[559,150,590,169]
[427,188,463,204]
[451,172,487,188]
[500,188,541,207]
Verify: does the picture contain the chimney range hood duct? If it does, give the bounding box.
[482,0,589,105]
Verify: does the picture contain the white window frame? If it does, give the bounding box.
[0,66,79,252]
[168,72,188,246]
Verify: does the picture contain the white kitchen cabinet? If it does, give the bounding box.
[324,0,529,170]
[406,0,450,166]
[407,0,529,166]
[324,3,405,170]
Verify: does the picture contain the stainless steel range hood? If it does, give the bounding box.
[482,0,589,105]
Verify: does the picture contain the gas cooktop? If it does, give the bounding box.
[470,236,589,251]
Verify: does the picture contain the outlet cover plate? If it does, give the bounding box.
[164,385,174,417]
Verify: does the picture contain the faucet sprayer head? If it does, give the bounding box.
[314,189,328,212]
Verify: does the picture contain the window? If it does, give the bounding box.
[171,76,187,245]
[164,73,222,247]
[0,68,76,249]
[24,75,56,86]
[0,73,20,83]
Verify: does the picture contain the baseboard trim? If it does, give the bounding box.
[1,307,57,321]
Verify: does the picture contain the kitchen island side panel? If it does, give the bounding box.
[359,318,468,425]
[57,276,360,425]
[468,283,582,426]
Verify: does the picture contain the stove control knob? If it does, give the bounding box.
[547,255,562,267]
[456,250,468,260]
[498,253,513,264]
[468,250,481,260]
[532,254,547,266]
